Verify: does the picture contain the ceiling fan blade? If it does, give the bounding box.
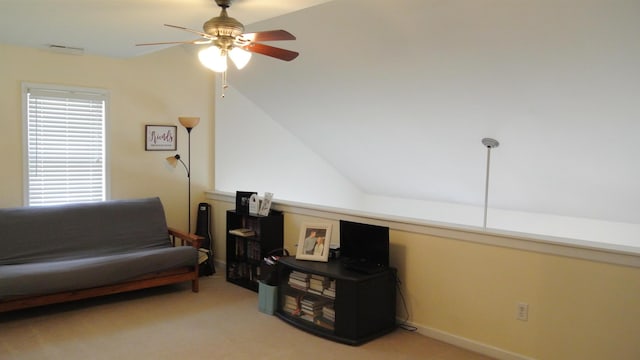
[136,39,211,46]
[242,43,299,61]
[241,30,296,42]
[164,24,214,39]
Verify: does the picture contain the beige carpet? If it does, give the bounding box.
[1,274,492,360]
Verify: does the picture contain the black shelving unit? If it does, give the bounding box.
[226,210,283,292]
[276,256,397,345]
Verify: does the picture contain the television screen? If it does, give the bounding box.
[339,220,389,268]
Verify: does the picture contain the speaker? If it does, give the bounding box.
[195,202,215,276]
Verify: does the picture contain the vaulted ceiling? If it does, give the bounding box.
[0,0,331,58]
[1,0,638,229]
[230,0,640,227]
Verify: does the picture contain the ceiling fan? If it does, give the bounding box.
[136,0,299,73]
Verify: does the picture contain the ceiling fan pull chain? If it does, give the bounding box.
[220,71,229,98]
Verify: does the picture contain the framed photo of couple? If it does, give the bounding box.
[295,223,332,262]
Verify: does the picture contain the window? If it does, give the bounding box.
[23,83,108,206]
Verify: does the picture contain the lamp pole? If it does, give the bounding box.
[185,126,193,233]
[481,138,499,229]
[177,117,200,234]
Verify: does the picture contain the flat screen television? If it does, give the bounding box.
[339,220,389,270]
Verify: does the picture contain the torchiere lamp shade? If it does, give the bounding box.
[166,155,179,167]
[178,117,200,129]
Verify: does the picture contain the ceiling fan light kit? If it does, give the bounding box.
[199,46,252,72]
[198,46,228,72]
[228,47,252,69]
[137,0,298,96]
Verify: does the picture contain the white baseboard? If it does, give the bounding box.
[213,259,225,274]
[401,320,536,360]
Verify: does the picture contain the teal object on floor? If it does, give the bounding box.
[258,281,278,315]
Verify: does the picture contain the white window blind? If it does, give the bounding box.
[24,85,107,206]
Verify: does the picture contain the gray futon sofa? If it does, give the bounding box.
[0,197,202,312]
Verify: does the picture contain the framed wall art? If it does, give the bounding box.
[295,223,332,262]
[145,125,177,151]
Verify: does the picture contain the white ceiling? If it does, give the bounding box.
[0,0,331,58]
[1,0,639,227]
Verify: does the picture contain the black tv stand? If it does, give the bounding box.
[275,257,397,345]
[341,258,388,274]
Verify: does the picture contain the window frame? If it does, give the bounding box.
[22,82,110,206]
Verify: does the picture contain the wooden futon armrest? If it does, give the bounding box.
[168,227,204,249]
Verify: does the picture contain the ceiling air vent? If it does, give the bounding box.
[47,44,85,55]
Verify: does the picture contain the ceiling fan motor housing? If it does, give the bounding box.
[204,8,244,38]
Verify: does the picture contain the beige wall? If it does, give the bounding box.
[0,43,215,231]
[209,198,640,360]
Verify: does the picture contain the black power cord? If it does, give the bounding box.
[393,272,417,332]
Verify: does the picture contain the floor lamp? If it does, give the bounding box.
[481,137,499,229]
[166,117,200,233]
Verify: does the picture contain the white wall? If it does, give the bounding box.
[214,85,640,251]
[215,85,363,208]
[215,0,640,251]
[360,195,640,251]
